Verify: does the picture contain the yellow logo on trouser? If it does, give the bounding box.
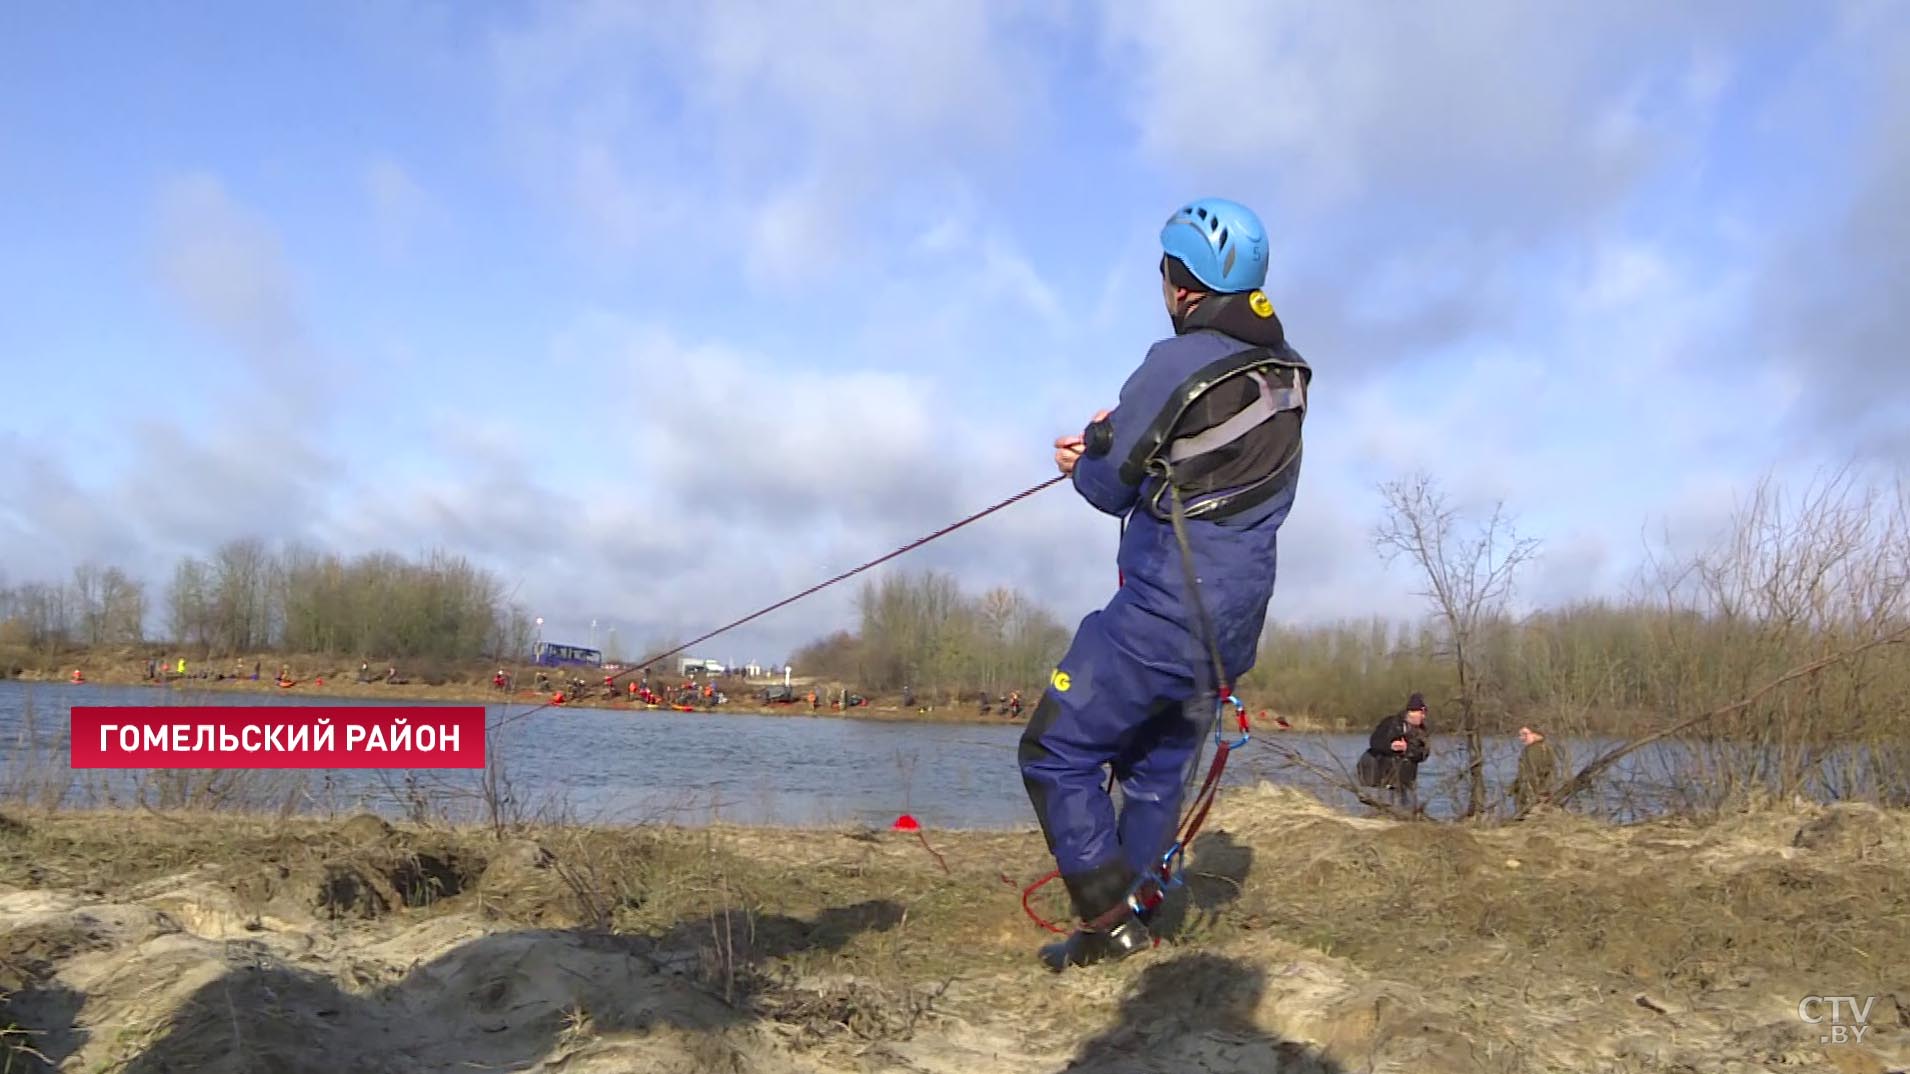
[1050,669,1071,692]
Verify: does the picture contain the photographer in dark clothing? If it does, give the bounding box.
[1358,692,1431,809]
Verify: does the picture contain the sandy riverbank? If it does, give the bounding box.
[1,787,1905,1072]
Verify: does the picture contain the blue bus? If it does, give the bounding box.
[532,642,604,668]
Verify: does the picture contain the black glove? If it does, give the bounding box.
[1083,417,1113,458]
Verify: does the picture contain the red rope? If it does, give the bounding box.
[1016,699,1250,934]
[1018,868,1069,934]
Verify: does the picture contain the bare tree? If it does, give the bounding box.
[4,582,73,651]
[1374,472,1540,817]
[211,537,273,654]
[97,567,146,645]
[71,564,104,646]
[167,557,213,650]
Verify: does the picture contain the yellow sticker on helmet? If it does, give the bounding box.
[1249,290,1275,318]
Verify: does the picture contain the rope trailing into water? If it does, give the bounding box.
[491,475,1066,733]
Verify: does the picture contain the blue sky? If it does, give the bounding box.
[2,2,1906,666]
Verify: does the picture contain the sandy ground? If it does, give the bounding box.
[1,787,1906,1073]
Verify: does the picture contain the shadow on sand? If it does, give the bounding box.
[1149,829,1256,941]
[1062,952,1345,1074]
[115,899,904,1074]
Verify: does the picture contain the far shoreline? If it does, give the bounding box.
[3,667,1322,731]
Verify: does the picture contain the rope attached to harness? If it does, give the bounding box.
[1017,691,1250,934]
[1018,463,1252,934]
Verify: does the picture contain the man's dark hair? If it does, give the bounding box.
[1160,254,1207,292]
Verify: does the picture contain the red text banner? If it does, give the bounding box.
[69,706,487,769]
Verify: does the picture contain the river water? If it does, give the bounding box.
[1,681,1690,827]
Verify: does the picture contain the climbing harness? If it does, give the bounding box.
[1018,465,1254,935]
[1127,340,1309,524]
[489,475,1065,734]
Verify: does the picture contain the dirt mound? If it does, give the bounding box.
[186,827,491,926]
[1791,802,1910,857]
[309,844,483,920]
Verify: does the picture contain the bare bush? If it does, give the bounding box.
[1548,469,1910,814]
[1373,472,1541,817]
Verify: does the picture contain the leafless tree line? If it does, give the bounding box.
[0,564,147,651]
[1277,467,1910,818]
[791,570,1072,697]
[1,538,534,663]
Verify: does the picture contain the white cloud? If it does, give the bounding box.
[364,157,441,257]
[1574,241,1675,313]
[152,173,312,376]
[256,312,1115,659]
[1097,3,1775,223]
[1751,7,1910,446]
[1087,3,1809,390]
[483,2,1059,283]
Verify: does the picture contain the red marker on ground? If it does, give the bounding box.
[891,814,920,832]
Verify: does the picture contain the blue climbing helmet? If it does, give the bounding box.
[1159,197,1268,294]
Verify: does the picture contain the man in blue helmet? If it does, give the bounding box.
[1021,197,1311,970]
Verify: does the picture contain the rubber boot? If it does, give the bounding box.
[1038,859,1154,972]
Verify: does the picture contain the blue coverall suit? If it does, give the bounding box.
[1018,298,1302,920]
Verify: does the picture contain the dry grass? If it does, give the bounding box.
[4,791,1907,992]
[0,788,1906,1072]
